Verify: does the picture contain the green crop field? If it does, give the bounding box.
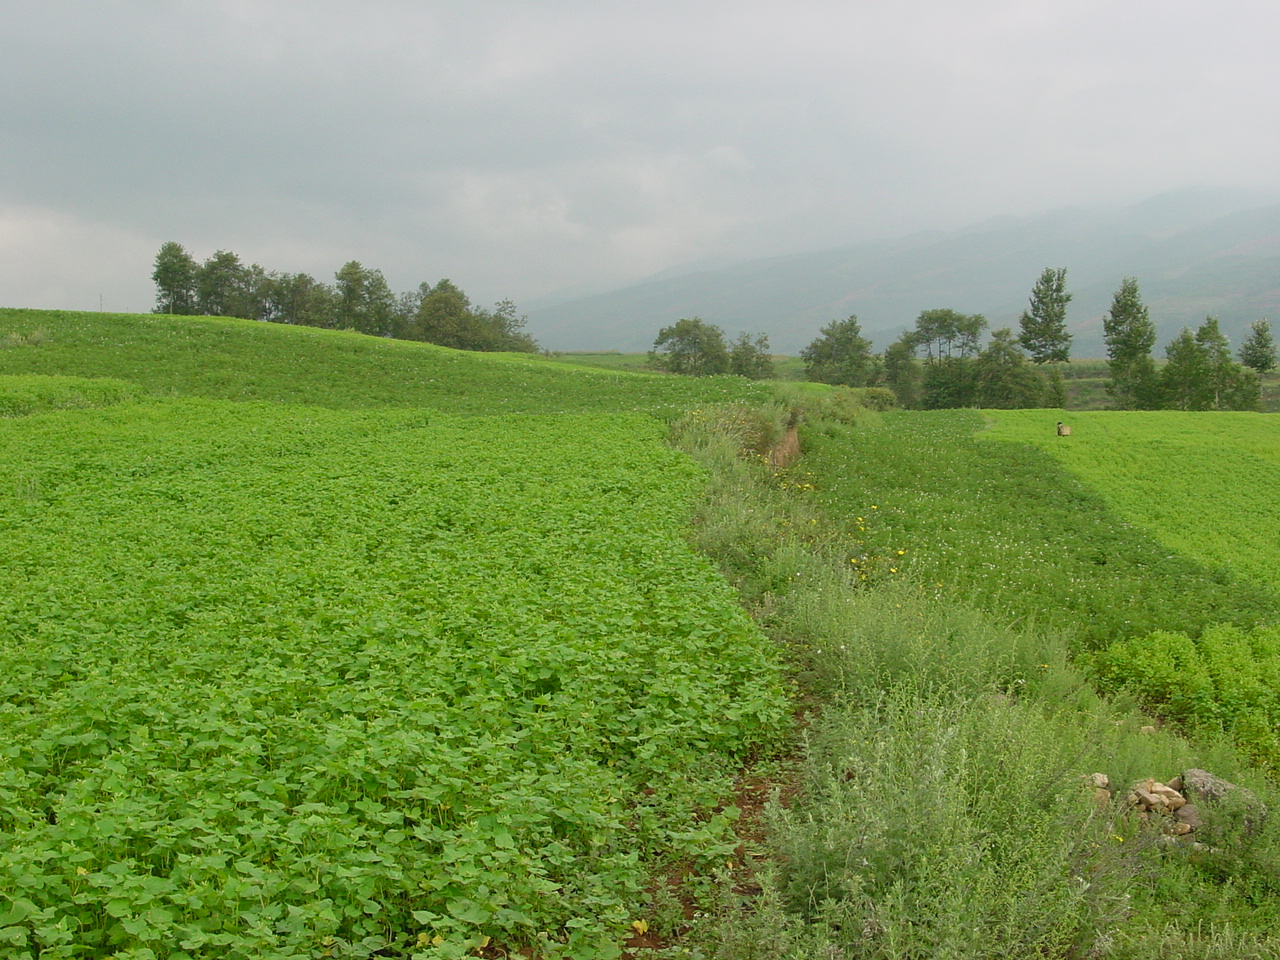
[0,401,786,958]
[984,410,1280,595]
[800,409,1280,649]
[0,310,772,416]
[10,306,1280,959]
[0,310,788,959]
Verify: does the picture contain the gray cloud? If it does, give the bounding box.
[3,0,1279,317]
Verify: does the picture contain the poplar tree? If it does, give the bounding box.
[1017,267,1073,364]
[151,242,199,315]
[1103,277,1158,409]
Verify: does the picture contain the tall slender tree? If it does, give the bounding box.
[1017,267,1073,364]
[1103,277,1158,409]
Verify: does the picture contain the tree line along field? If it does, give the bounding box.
[10,306,1280,957]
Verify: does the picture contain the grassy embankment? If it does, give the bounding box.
[673,401,1280,959]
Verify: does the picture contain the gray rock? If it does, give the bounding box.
[1181,769,1268,836]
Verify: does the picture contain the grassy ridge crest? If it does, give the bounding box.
[0,309,773,415]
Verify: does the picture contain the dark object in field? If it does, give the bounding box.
[1056,422,1071,436]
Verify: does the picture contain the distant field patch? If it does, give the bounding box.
[0,400,786,957]
[0,309,772,416]
[984,411,1280,595]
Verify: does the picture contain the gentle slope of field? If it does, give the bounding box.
[0,309,787,958]
[9,306,1280,959]
[984,410,1280,594]
[0,309,772,415]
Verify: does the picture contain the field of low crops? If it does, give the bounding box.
[799,408,1280,649]
[0,309,790,959]
[0,310,773,416]
[984,411,1280,595]
[11,305,1280,959]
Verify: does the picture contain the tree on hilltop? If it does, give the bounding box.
[334,261,395,336]
[196,250,257,319]
[648,318,731,376]
[152,242,199,315]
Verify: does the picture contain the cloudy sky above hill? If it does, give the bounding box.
[3,0,1279,316]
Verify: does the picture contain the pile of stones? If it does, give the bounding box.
[1089,768,1268,845]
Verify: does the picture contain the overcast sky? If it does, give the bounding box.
[3,0,1279,316]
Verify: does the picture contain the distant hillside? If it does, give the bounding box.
[527,189,1280,356]
[0,308,772,415]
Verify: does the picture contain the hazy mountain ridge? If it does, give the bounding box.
[527,190,1280,356]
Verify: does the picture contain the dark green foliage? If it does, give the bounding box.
[333,260,395,336]
[1104,277,1159,409]
[891,309,992,409]
[648,318,731,376]
[151,241,198,315]
[195,249,263,319]
[1159,318,1260,411]
[728,332,775,379]
[1018,267,1073,364]
[799,315,873,386]
[149,243,537,353]
[1239,319,1277,373]
[974,327,1055,408]
[259,271,336,327]
[881,334,923,408]
[920,355,978,408]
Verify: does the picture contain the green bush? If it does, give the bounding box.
[1093,624,1280,772]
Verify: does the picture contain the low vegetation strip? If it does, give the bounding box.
[0,375,142,417]
[983,410,1280,596]
[0,400,787,958]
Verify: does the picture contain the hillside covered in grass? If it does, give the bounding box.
[0,309,772,415]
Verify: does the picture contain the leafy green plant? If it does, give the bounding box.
[1093,624,1280,771]
[0,401,787,957]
